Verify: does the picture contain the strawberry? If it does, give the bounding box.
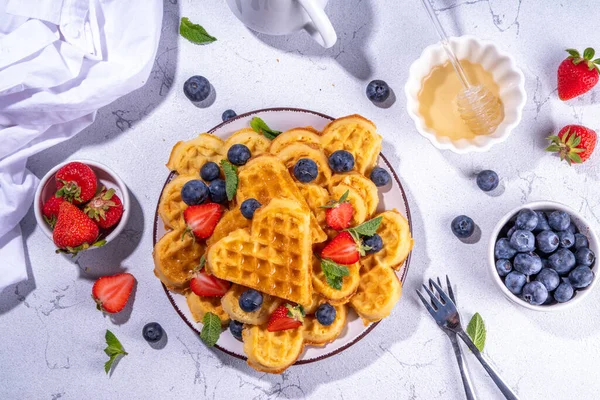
[183,203,222,240]
[55,162,98,205]
[53,202,104,254]
[190,271,231,297]
[85,187,124,229]
[320,231,362,265]
[322,190,353,230]
[557,48,600,101]
[92,273,136,313]
[546,125,597,165]
[267,304,305,332]
[42,195,65,229]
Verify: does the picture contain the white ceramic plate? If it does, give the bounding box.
[152,108,413,364]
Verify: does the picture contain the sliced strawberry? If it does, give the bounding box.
[326,202,353,230]
[42,195,65,229]
[190,271,230,297]
[92,273,136,314]
[55,162,98,205]
[267,304,305,332]
[320,231,360,265]
[183,203,222,240]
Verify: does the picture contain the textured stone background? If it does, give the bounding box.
[2,0,600,399]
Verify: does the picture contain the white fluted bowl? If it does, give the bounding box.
[405,35,526,153]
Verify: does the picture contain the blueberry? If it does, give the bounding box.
[495,238,517,259]
[476,170,499,192]
[568,265,595,289]
[239,289,263,312]
[200,162,220,181]
[495,259,512,277]
[363,234,383,254]
[315,303,336,326]
[505,271,526,295]
[509,230,535,252]
[451,215,474,238]
[506,226,516,239]
[574,233,589,249]
[535,268,560,291]
[181,180,209,205]
[209,179,227,203]
[554,281,574,303]
[565,222,578,234]
[541,257,550,269]
[513,252,542,275]
[522,281,548,305]
[227,144,251,166]
[183,76,211,102]
[229,320,243,341]
[370,167,391,187]
[142,322,164,343]
[515,209,538,231]
[535,230,559,254]
[240,198,261,219]
[548,248,576,275]
[534,211,550,232]
[557,230,575,248]
[222,109,237,122]
[366,80,390,103]
[575,247,595,267]
[293,158,318,183]
[548,211,571,231]
[328,150,355,173]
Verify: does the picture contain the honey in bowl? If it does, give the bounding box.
[418,60,504,140]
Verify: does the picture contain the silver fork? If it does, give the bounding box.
[417,277,519,400]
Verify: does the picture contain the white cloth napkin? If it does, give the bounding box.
[0,0,163,291]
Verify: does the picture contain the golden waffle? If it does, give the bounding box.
[303,304,347,346]
[269,127,322,154]
[321,115,382,175]
[329,184,368,226]
[236,155,327,243]
[364,210,413,270]
[206,208,250,247]
[243,324,305,374]
[166,133,225,176]
[207,198,313,306]
[303,292,324,315]
[312,257,360,305]
[153,229,204,292]
[223,128,271,158]
[272,143,332,187]
[186,292,230,326]
[158,175,196,230]
[296,183,329,228]
[221,284,283,325]
[329,172,379,217]
[350,264,402,325]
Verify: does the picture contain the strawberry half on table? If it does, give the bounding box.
[85,187,124,229]
[557,47,600,101]
[92,273,136,313]
[55,162,98,205]
[267,304,305,332]
[53,202,105,254]
[546,125,597,165]
[183,203,222,240]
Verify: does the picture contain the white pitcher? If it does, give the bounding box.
[225,0,337,48]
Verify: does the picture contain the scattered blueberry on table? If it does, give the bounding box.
[476,170,499,192]
[222,109,237,122]
[366,80,391,103]
[142,322,164,343]
[183,75,211,102]
[451,215,475,238]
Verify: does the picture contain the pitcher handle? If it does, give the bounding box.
[298,0,337,48]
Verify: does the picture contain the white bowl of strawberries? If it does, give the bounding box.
[34,160,130,254]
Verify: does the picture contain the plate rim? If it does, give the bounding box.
[152,107,413,365]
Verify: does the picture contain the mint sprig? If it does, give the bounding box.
[179,17,217,45]
[321,258,350,290]
[320,190,349,209]
[220,160,238,201]
[200,312,222,347]
[198,255,206,271]
[104,330,128,374]
[250,117,281,140]
[466,312,486,352]
[345,216,382,237]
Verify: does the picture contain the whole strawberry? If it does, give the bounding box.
[557,48,600,101]
[546,125,597,165]
[42,195,65,229]
[55,162,98,205]
[85,187,124,229]
[53,202,103,254]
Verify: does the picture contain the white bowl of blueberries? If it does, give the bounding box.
[489,201,598,311]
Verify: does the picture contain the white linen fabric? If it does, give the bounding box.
[0,0,163,291]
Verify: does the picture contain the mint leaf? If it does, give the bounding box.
[220,160,238,201]
[179,17,217,44]
[250,117,281,140]
[346,216,383,237]
[104,330,127,374]
[200,312,222,347]
[198,255,206,271]
[321,258,350,290]
[466,312,486,352]
[320,190,349,209]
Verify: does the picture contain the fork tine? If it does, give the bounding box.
[446,275,456,304]
[422,284,443,309]
[416,290,437,315]
[430,279,453,305]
